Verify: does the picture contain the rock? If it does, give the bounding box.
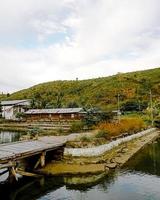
[98,159,106,164]
[106,163,117,169]
[116,147,128,154]
[79,162,85,165]
[104,166,109,172]
[91,160,99,164]
[116,153,122,157]
[110,158,115,163]
[114,157,124,164]
[116,149,122,153]
[121,148,128,153]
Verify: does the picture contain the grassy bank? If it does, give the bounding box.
[66,117,147,148]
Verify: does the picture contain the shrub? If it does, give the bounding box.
[28,127,40,139]
[121,100,148,112]
[82,108,114,129]
[15,112,26,120]
[96,117,146,138]
[80,135,91,142]
[95,130,108,139]
[56,128,64,134]
[70,121,84,133]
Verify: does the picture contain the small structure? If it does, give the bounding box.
[0,138,65,183]
[25,108,85,122]
[1,99,30,120]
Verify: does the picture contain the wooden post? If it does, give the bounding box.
[34,158,40,169]
[39,177,45,187]
[8,166,18,183]
[40,152,46,167]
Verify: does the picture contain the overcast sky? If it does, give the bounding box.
[0,0,159,93]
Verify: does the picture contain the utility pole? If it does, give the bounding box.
[117,93,121,123]
[150,90,154,126]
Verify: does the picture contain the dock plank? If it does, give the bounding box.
[0,138,65,164]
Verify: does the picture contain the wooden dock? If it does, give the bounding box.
[0,139,65,164]
[0,138,66,182]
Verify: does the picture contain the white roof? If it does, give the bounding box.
[25,108,84,114]
[1,99,30,106]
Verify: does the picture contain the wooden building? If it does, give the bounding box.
[25,108,86,122]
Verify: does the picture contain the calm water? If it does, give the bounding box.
[1,138,160,200]
[0,130,24,144]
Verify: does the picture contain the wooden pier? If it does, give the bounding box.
[0,138,66,182]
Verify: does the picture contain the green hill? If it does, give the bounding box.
[5,67,160,110]
[0,93,7,100]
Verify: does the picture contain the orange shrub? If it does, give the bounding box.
[96,117,146,138]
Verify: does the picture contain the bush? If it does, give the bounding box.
[56,128,64,134]
[82,108,114,129]
[70,121,84,133]
[121,100,148,112]
[96,117,146,138]
[15,112,26,120]
[28,127,40,139]
[80,135,91,142]
[95,130,108,139]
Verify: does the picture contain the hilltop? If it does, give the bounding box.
[4,67,160,110]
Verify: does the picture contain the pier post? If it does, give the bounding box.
[40,151,46,167]
[8,165,18,183]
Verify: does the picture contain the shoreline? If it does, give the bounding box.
[39,129,160,176]
[1,126,159,177]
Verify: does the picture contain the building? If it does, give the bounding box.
[25,108,86,122]
[1,99,30,120]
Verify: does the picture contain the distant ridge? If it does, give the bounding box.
[4,67,160,110]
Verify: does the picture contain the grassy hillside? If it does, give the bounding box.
[0,93,7,100]
[5,67,160,110]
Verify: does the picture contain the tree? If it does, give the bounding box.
[15,112,26,120]
[52,92,64,108]
[67,101,79,108]
[121,100,148,112]
[83,108,114,129]
[27,127,40,139]
[30,98,36,109]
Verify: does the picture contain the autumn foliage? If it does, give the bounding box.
[96,117,146,138]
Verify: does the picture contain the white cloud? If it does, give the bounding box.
[0,0,159,92]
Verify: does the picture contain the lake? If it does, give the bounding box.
[0,130,25,144]
[0,134,160,200]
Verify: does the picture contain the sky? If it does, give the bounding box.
[0,0,159,93]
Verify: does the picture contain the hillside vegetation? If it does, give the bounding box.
[4,67,160,110]
[0,93,7,100]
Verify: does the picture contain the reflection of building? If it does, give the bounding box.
[25,108,86,122]
[0,131,20,144]
[1,100,30,120]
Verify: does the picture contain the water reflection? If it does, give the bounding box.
[1,138,160,200]
[124,139,160,176]
[0,131,23,144]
